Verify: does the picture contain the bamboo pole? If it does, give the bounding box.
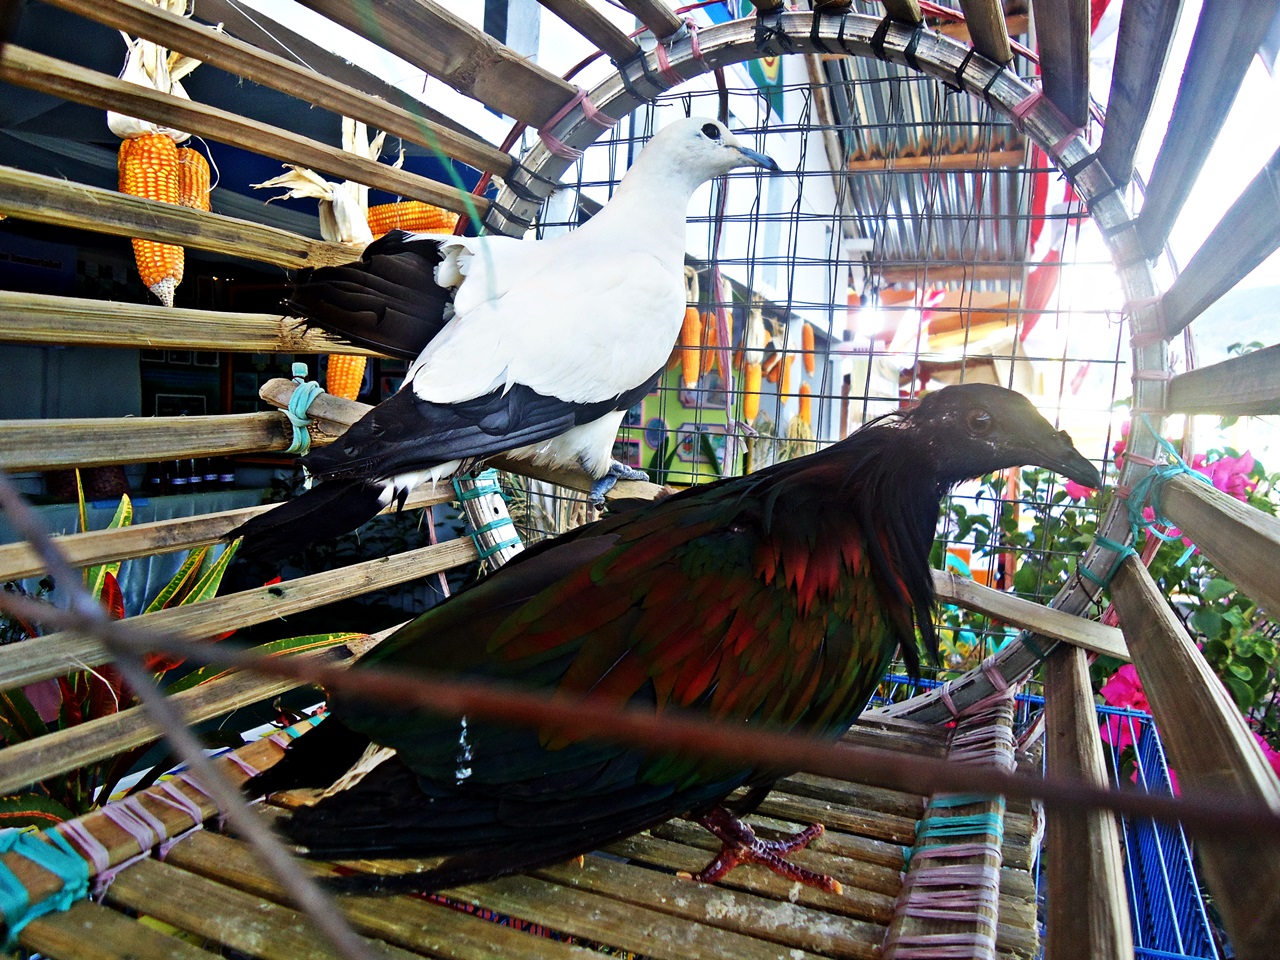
[880,0,923,24]
[39,0,513,177]
[0,538,477,690]
[1160,472,1280,618]
[1110,555,1280,957]
[295,0,578,128]
[0,46,488,218]
[617,0,686,39]
[954,0,1013,64]
[1166,343,1280,416]
[536,0,641,61]
[1029,0,1090,128]
[21,900,223,960]
[0,291,380,355]
[847,148,1024,172]
[1043,644,1133,960]
[0,165,356,270]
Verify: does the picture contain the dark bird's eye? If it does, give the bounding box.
[966,409,993,435]
[702,123,722,141]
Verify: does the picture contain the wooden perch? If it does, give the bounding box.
[954,0,1013,64]
[1029,0,1090,128]
[0,291,381,355]
[0,165,356,271]
[1110,555,1280,957]
[0,45,487,217]
[40,0,513,177]
[617,0,686,39]
[1166,343,1280,417]
[536,0,639,62]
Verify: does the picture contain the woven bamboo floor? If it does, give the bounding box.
[18,716,1040,960]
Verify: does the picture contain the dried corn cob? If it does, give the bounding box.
[679,306,702,389]
[802,322,816,374]
[368,201,459,237]
[119,132,182,307]
[327,354,367,401]
[780,354,793,397]
[177,146,211,211]
[798,382,813,426]
[743,362,763,422]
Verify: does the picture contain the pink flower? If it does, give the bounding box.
[1196,451,1257,502]
[1254,732,1280,779]
[1064,478,1096,500]
[1099,664,1150,750]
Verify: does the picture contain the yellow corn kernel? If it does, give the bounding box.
[802,323,816,374]
[177,147,211,212]
[743,362,762,421]
[118,133,182,306]
[326,354,367,401]
[798,382,813,426]
[367,201,459,237]
[679,307,702,389]
[780,354,793,398]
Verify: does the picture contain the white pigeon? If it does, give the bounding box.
[232,118,778,562]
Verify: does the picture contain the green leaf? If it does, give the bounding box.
[1228,662,1254,682]
[143,547,209,615]
[0,793,76,829]
[1190,609,1225,641]
[0,686,49,745]
[1202,579,1237,603]
[1223,675,1255,710]
[180,540,241,607]
[165,631,364,693]
[84,494,133,599]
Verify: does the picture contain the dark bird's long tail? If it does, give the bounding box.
[228,479,386,563]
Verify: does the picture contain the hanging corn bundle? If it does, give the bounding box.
[367,200,458,237]
[740,297,769,422]
[108,7,211,307]
[779,353,793,397]
[678,266,702,389]
[798,382,813,427]
[801,321,816,374]
[177,146,211,212]
[257,119,394,396]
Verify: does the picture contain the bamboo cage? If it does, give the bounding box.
[0,0,1279,958]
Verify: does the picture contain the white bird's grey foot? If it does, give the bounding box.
[589,460,650,506]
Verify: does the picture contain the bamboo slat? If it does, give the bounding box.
[880,0,923,24]
[1095,0,1184,185]
[617,0,686,39]
[0,165,356,271]
[1160,472,1280,618]
[39,0,513,177]
[0,412,292,471]
[21,900,224,960]
[0,291,375,355]
[0,488,450,583]
[1029,0,1090,128]
[932,570,1129,659]
[1160,147,1280,338]
[1110,556,1280,957]
[536,0,640,60]
[1043,644,1133,960]
[295,0,578,129]
[0,46,486,218]
[0,538,477,690]
[848,148,1024,172]
[1166,343,1280,416]
[162,832,589,960]
[1135,0,1280,258]
[954,0,1013,64]
[0,632,389,797]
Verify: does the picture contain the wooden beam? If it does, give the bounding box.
[881,0,924,24]
[0,165,357,271]
[1136,0,1280,258]
[1110,556,1280,957]
[21,901,224,960]
[1166,344,1280,417]
[617,0,686,39]
[878,263,1022,284]
[1096,0,1184,185]
[0,46,486,218]
[937,14,1028,45]
[535,0,639,63]
[1043,644,1133,960]
[847,148,1024,172]
[0,538,477,690]
[294,0,578,128]
[0,292,380,355]
[40,0,512,178]
[0,488,451,583]
[0,413,297,471]
[0,630,389,797]
[1029,0,1090,128]
[954,0,1012,64]
[1160,472,1280,618]
[932,571,1128,660]
[1160,146,1280,338]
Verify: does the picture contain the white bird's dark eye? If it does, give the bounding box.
[966,409,993,435]
[702,123,722,140]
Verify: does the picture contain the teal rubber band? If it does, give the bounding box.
[1125,416,1214,547]
[1080,534,1138,588]
[476,536,522,560]
[284,366,325,456]
[472,517,516,536]
[455,483,503,501]
[1020,631,1049,661]
[0,829,89,946]
[930,793,997,808]
[916,812,1005,841]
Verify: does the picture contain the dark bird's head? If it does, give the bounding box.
[902,384,1101,491]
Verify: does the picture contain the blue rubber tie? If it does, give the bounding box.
[1125,416,1214,564]
[284,362,325,455]
[0,828,89,947]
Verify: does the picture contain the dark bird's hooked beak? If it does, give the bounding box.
[1035,429,1102,489]
[736,145,782,174]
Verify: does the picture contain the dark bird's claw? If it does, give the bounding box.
[680,806,842,895]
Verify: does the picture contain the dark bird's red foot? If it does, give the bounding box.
[679,806,843,894]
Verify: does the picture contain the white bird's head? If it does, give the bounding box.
[625,117,781,193]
